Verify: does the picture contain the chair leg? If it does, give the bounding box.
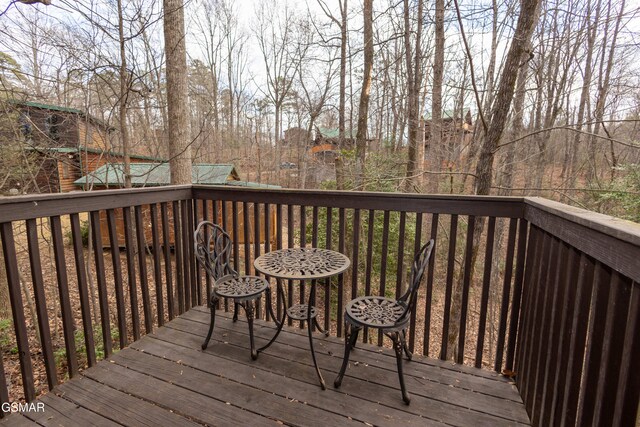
[392,332,411,404]
[402,329,412,361]
[202,298,218,350]
[243,301,258,360]
[334,323,360,388]
[233,302,239,322]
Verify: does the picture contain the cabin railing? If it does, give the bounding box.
[0,186,194,407]
[0,185,638,426]
[516,198,640,426]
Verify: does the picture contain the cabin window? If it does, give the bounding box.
[61,161,71,179]
[19,112,33,138]
[45,114,62,142]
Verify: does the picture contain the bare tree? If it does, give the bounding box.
[403,0,423,192]
[163,0,192,184]
[354,0,373,189]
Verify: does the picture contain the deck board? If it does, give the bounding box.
[1,308,529,427]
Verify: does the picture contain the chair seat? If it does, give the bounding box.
[345,296,407,329]
[214,275,269,300]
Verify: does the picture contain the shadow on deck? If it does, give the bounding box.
[1,308,528,426]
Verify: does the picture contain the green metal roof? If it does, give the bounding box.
[228,181,282,189]
[74,163,240,187]
[11,100,84,115]
[30,146,163,162]
[10,99,114,130]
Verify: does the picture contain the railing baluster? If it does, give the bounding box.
[172,201,184,314]
[351,209,361,301]
[506,218,528,370]
[549,246,580,424]
[409,212,422,353]
[457,215,476,364]
[299,205,306,328]
[378,210,390,346]
[440,214,458,360]
[221,200,229,312]
[183,200,194,309]
[70,213,96,367]
[161,203,175,320]
[337,207,346,337]
[395,211,406,300]
[123,207,141,337]
[193,200,202,306]
[1,222,36,400]
[264,203,272,321]
[49,216,78,377]
[135,206,153,334]
[287,204,294,327]
[494,217,517,371]
[423,213,438,356]
[254,202,261,318]
[189,200,198,306]
[276,204,283,320]
[364,210,374,343]
[324,207,333,333]
[612,280,640,425]
[559,253,595,426]
[575,262,612,426]
[475,216,495,368]
[243,202,251,276]
[515,226,542,394]
[25,218,56,390]
[232,202,240,275]
[106,209,128,348]
[535,240,569,425]
[311,206,319,308]
[150,204,165,326]
[89,211,112,358]
[521,231,552,410]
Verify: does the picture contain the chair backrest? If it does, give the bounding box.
[397,239,435,324]
[194,221,236,281]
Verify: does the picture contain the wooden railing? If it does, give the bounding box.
[0,186,194,407]
[0,185,638,425]
[517,198,640,426]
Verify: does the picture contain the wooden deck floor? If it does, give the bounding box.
[2,307,530,426]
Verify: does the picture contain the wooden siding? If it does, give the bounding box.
[78,120,110,151]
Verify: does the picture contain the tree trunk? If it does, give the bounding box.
[117,0,132,188]
[336,0,348,190]
[431,0,444,191]
[446,0,541,361]
[354,0,373,189]
[473,0,541,197]
[163,0,192,185]
[403,0,423,192]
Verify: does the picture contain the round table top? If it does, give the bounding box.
[254,247,350,280]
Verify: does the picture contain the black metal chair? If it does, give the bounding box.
[194,221,270,360]
[334,239,435,404]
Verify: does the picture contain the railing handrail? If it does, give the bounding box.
[192,185,526,217]
[524,196,640,246]
[0,185,192,222]
[524,197,640,283]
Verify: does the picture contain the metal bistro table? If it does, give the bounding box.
[254,247,350,389]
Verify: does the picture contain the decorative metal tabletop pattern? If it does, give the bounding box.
[345,296,406,328]
[254,248,350,280]
[287,304,318,320]
[215,275,268,299]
